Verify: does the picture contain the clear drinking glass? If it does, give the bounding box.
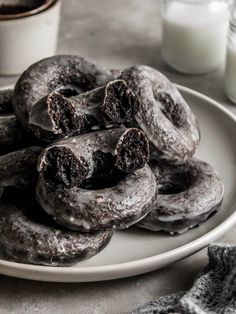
[162,0,232,74]
[225,4,236,103]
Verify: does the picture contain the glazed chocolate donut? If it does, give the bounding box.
[13,55,116,131]
[0,146,41,189]
[137,159,224,234]
[0,198,112,266]
[0,88,13,114]
[0,115,26,154]
[120,66,200,164]
[38,127,150,189]
[36,164,156,231]
[29,79,139,142]
[0,88,33,154]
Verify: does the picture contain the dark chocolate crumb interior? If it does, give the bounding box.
[102,80,139,123]
[48,93,76,134]
[41,146,89,188]
[48,92,99,137]
[115,129,149,173]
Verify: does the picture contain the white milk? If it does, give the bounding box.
[162,1,230,73]
[225,40,236,103]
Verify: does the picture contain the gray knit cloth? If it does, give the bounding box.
[132,244,236,314]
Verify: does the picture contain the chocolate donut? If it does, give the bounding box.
[0,115,27,154]
[0,88,13,114]
[0,114,37,156]
[120,66,200,164]
[0,198,112,266]
[13,55,116,131]
[38,127,150,189]
[0,146,41,189]
[29,79,140,142]
[0,88,34,154]
[137,159,224,234]
[36,164,156,231]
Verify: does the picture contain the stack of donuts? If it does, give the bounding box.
[0,55,224,266]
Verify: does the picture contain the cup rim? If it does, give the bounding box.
[0,0,58,21]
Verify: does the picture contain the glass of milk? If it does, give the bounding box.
[225,7,236,103]
[162,0,232,74]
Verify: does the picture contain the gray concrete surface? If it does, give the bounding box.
[0,0,235,313]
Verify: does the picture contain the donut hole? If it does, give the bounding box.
[57,85,82,97]
[58,89,78,97]
[158,173,191,195]
[40,146,89,188]
[115,129,149,173]
[81,170,125,190]
[157,92,185,128]
[47,92,75,134]
[103,80,139,123]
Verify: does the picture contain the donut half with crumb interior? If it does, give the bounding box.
[29,79,140,142]
[13,55,117,131]
[38,127,150,189]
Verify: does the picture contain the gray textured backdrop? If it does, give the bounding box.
[0,1,235,313]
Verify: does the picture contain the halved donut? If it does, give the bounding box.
[29,79,140,142]
[120,66,200,164]
[137,159,224,234]
[36,164,156,231]
[13,55,116,131]
[38,127,150,189]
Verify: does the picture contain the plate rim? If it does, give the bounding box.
[0,83,236,282]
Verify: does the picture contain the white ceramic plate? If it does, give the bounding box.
[0,84,236,282]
